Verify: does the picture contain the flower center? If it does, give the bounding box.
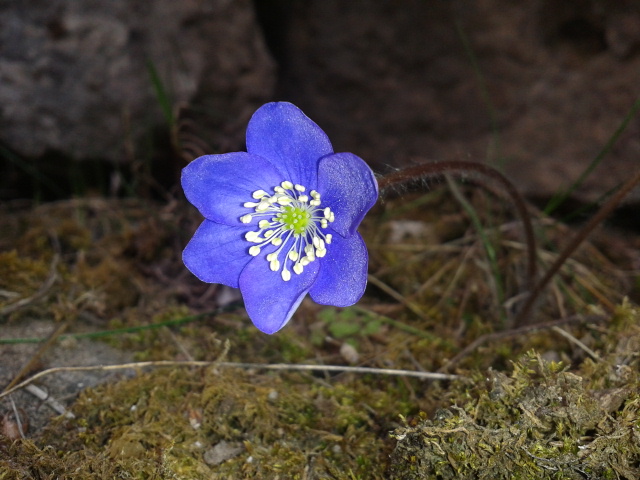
[239,181,335,281]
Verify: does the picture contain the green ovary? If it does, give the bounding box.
[281,206,311,235]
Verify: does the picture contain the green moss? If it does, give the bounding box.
[1,365,401,479]
[389,330,640,480]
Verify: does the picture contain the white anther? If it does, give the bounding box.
[288,251,299,261]
[323,207,331,218]
[264,230,274,238]
[244,201,259,208]
[277,196,292,205]
[249,246,261,256]
[270,260,280,272]
[255,201,270,212]
[252,190,268,199]
[301,256,312,265]
[293,263,304,275]
[298,195,309,203]
[271,237,283,246]
[240,214,253,223]
[304,244,314,255]
[329,212,335,222]
[281,181,293,190]
[310,190,320,198]
[281,269,291,281]
[313,236,320,248]
[310,199,321,206]
[325,234,332,244]
[266,253,277,262]
[275,186,285,194]
[294,184,306,192]
[259,220,271,228]
[321,219,328,228]
[245,231,260,242]
[316,248,327,258]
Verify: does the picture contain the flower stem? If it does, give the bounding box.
[513,169,640,326]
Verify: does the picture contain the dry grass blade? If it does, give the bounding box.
[0,361,462,400]
[0,254,59,317]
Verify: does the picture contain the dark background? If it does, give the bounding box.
[1,0,639,219]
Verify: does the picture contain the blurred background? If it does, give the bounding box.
[1,0,639,218]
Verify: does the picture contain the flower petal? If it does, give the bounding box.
[183,220,252,288]
[246,102,333,188]
[239,253,320,334]
[317,152,378,237]
[309,232,368,307]
[182,152,284,226]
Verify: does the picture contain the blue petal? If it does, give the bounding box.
[309,232,368,307]
[246,102,333,188]
[182,152,284,226]
[239,253,320,334]
[317,152,378,237]
[183,220,252,288]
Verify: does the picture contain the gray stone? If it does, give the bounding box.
[0,0,275,161]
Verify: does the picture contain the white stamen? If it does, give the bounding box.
[241,180,336,282]
[252,190,268,199]
[245,231,261,242]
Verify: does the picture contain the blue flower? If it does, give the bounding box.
[181,102,378,334]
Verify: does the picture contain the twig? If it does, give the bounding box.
[9,396,26,439]
[0,361,463,400]
[551,326,600,361]
[24,384,75,419]
[0,254,59,316]
[3,320,71,392]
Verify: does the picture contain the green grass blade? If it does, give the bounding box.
[545,95,640,215]
[146,59,175,127]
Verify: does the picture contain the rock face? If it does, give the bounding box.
[2,0,639,203]
[0,0,275,161]
[276,0,640,202]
